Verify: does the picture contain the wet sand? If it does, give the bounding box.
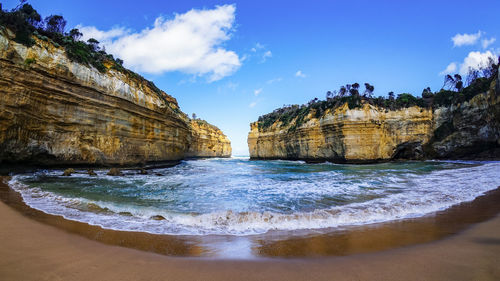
[1,177,500,280]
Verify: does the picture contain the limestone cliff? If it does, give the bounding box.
[248,75,499,162]
[0,28,231,166]
[187,120,231,158]
[428,78,500,158]
[248,104,434,162]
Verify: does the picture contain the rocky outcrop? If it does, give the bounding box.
[248,74,499,162]
[0,28,231,166]
[248,104,434,162]
[187,120,231,158]
[427,78,500,158]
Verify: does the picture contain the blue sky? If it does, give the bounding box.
[2,0,499,155]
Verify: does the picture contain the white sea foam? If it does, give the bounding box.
[8,161,500,236]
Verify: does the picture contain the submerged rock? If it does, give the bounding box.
[107,168,123,176]
[150,215,165,220]
[87,169,97,176]
[61,168,75,176]
[138,168,148,175]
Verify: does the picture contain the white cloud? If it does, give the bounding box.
[250,43,263,52]
[254,43,264,50]
[79,5,241,82]
[262,50,272,62]
[254,88,262,96]
[439,51,497,76]
[482,37,496,49]
[439,62,457,75]
[459,50,497,75]
[267,77,282,84]
[295,70,306,78]
[249,101,257,108]
[248,42,272,63]
[77,26,129,43]
[452,31,482,47]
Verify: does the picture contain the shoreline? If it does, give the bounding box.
[0,179,499,280]
[2,176,500,259]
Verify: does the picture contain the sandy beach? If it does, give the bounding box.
[0,176,499,281]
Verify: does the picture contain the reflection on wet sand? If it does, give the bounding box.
[254,188,500,257]
[0,179,206,257]
[1,177,499,259]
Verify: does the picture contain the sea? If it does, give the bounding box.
[9,157,500,236]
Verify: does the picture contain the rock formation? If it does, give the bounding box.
[0,28,231,166]
[248,73,499,163]
[187,120,232,158]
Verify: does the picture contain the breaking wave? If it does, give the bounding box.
[9,159,500,235]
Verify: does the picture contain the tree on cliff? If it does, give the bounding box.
[444,74,463,92]
[349,83,360,96]
[454,74,463,91]
[339,86,347,97]
[421,87,433,98]
[69,28,82,41]
[18,3,41,28]
[87,38,100,52]
[0,3,41,46]
[44,15,66,34]
[363,83,374,98]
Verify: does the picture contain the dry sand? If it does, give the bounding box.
[1,177,499,280]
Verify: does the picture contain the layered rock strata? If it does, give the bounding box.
[0,28,230,166]
[248,75,499,162]
[187,120,232,158]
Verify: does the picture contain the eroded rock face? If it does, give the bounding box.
[0,29,231,166]
[248,75,500,162]
[428,77,500,158]
[187,120,231,158]
[248,104,434,162]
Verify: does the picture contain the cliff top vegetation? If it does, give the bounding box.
[189,117,226,135]
[257,59,498,131]
[0,1,176,106]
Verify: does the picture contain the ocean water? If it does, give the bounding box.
[9,158,500,236]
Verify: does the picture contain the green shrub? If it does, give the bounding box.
[24,57,36,66]
[256,70,497,131]
[0,2,172,103]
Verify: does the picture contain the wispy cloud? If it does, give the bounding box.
[295,70,306,78]
[248,42,272,63]
[251,42,264,52]
[249,101,257,108]
[78,4,241,82]
[261,50,272,62]
[452,31,482,47]
[254,88,262,96]
[267,77,282,84]
[482,37,496,49]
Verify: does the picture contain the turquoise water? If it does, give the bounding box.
[9,158,500,235]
